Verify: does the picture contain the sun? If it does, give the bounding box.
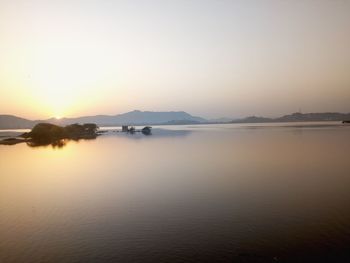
[55,116,62,120]
[27,44,110,118]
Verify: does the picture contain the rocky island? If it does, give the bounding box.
[0,123,99,146]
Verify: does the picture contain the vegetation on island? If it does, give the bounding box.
[0,122,154,147]
[22,123,98,142]
[0,123,99,147]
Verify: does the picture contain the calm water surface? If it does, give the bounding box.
[1,123,350,262]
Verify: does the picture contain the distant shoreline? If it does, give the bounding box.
[0,120,347,132]
[1,110,350,130]
[0,120,347,131]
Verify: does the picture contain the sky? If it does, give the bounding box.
[0,0,349,119]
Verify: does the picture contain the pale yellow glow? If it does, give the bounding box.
[0,1,350,119]
[21,43,114,118]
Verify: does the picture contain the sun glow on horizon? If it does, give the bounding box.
[1,1,350,119]
[21,43,116,118]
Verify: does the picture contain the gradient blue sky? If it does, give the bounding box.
[0,0,349,119]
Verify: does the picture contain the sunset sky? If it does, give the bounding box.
[0,0,349,119]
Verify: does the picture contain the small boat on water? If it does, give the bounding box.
[141,126,152,135]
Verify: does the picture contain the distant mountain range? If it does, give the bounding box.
[0,110,206,129]
[232,112,350,123]
[0,115,36,129]
[0,111,349,129]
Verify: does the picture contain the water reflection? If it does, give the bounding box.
[107,128,192,140]
[26,138,69,148]
[0,128,192,148]
[24,137,99,148]
[26,129,193,147]
[0,124,350,262]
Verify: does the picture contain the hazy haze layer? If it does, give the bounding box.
[0,0,349,119]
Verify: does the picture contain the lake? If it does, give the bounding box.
[1,122,350,262]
